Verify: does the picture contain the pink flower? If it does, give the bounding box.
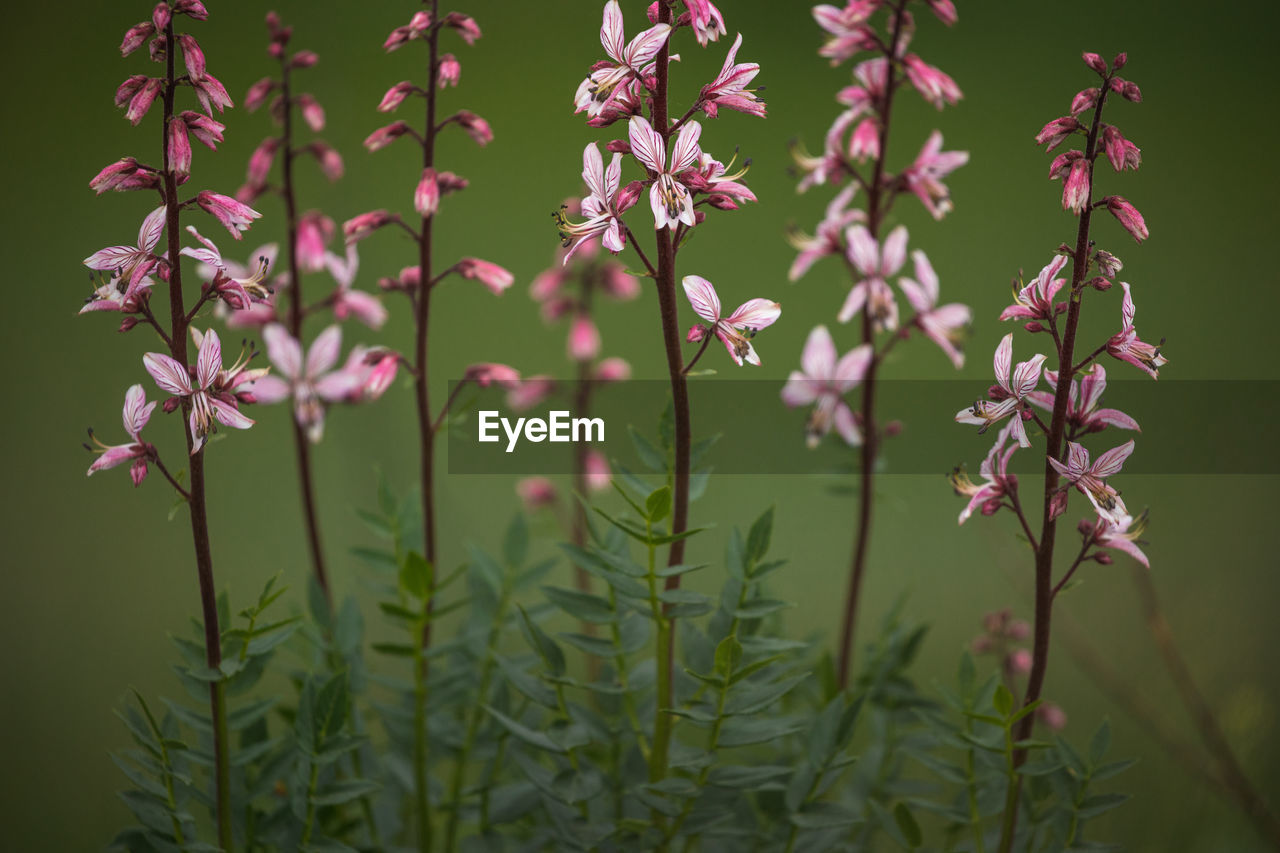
[176,33,206,82]
[168,117,192,177]
[1089,510,1150,568]
[840,224,907,330]
[568,315,601,361]
[181,226,275,307]
[180,111,224,150]
[196,192,261,239]
[899,250,970,369]
[585,450,611,492]
[365,120,415,152]
[308,142,344,182]
[1070,87,1100,116]
[296,212,334,273]
[1049,439,1135,525]
[464,363,521,389]
[438,54,461,88]
[683,0,726,46]
[1106,282,1166,378]
[121,22,155,57]
[451,111,493,146]
[812,3,879,65]
[343,210,395,244]
[848,117,880,162]
[80,270,154,315]
[193,73,233,115]
[83,205,166,289]
[781,325,871,447]
[1035,116,1082,151]
[245,77,276,112]
[1103,195,1149,242]
[416,167,440,217]
[143,329,255,453]
[629,116,703,230]
[296,94,325,132]
[517,477,559,510]
[901,131,968,220]
[454,258,513,294]
[1037,703,1068,732]
[378,81,417,112]
[682,275,780,366]
[700,34,765,118]
[340,346,400,401]
[90,158,161,194]
[444,12,482,45]
[595,357,631,382]
[950,421,1020,524]
[245,137,279,188]
[1000,254,1067,323]
[326,247,387,329]
[925,0,958,26]
[955,333,1047,448]
[119,77,162,124]
[903,55,963,108]
[1102,126,1141,172]
[1026,364,1140,434]
[554,143,633,261]
[574,1,671,119]
[86,384,156,485]
[252,325,361,443]
[787,185,865,281]
[507,376,556,411]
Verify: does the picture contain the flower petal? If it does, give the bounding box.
[248,374,291,404]
[305,325,343,378]
[681,275,721,323]
[628,115,666,173]
[993,333,1013,387]
[262,323,303,379]
[138,205,167,251]
[670,121,703,174]
[600,0,626,62]
[800,325,837,379]
[143,352,193,395]
[209,397,255,430]
[195,328,223,389]
[726,298,780,330]
[1092,439,1135,478]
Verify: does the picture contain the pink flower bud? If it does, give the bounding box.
[1037,703,1068,732]
[686,324,707,343]
[452,111,493,147]
[121,23,155,57]
[517,477,558,510]
[364,353,399,399]
[437,54,461,88]
[90,158,160,194]
[195,189,259,237]
[617,180,644,212]
[245,77,275,112]
[296,94,325,131]
[925,0,957,25]
[971,636,993,655]
[309,142,343,182]
[1008,649,1033,676]
[1093,249,1122,277]
[173,0,208,20]
[415,167,440,217]
[296,212,334,273]
[152,3,171,32]
[246,137,279,185]
[1104,196,1149,242]
[163,397,182,414]
[1113,52,1128,70]
[378,81,416,113]
[177,33,205,81]
[1102,126,1141,172]
[455,258,513,294]
[1094,552,1114,565]
[124,78,163,125]
[595,357,631,383]
[1048,489,1068,521]
[849,118,880,161]
[364,121,413,152]
[290,51,319,69]
[436,171,469,195]
[1087,276,1113,291]
[606,140,632,155]
[530,269,566,302]
[115,75,148,108]
[568,316,601,361]
[444,12,482,44]
[585,451,611,493]
[507,375,555,411]
[464,363,520,389]
[1082,52,1107,74]
[180,111,224,149]
[1024,321,1045,333]
[343,210,394,244]
[1034,116,1081,150]
[193,73,233,113]
[602,266,640,300]
[1061,159,1091,214]
[167,117,192,176]
[541,297,573,322]
[384,26,413,52]
[1069,87,1099,117]
[119,316,140,332]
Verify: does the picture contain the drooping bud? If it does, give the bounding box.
[1103,196,1149,242]
[454,258,513,294]
[378,81,416,113]
[245,77,275,112]
[167,117,192,176]
[415,168,440,217]
[296,94,325,131]
[437,54,461,88]
[343,210,395,244]
[568,316,601,361]
[176,33,205,81]
[1069,87,1099,117]
[1082,52,1107,74]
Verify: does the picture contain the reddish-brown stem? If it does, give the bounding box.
[680,333,714,376]
[161,19,231,850]
[151,453,192,501]
[1005,488,1040,552]
[997,76,1111,853]
[416,5,441,599]
[623,224,657,278]
[1050,534,1093,600]
[279,48,332,609]
[1071,340,1109,374]
[835,0,907,691]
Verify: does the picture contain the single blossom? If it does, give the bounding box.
[86,384,156,486]
[682,275,780,366]
[1102,125,1141,172]
[296,211,335,273]
[465,363,521,389]
[143,328,255,453]
[955,333,1047,448]
[950,421,1020,524]
[1026,364,1140,434]
[568,315,601,361]
[683,0,726,46]
[1049,439,1135,525]
[438,54,461,88]
[81,270,154,315]
[902,131,968,220]
[812,2,879,65]
[574,0,671,119]
[840,224,906,330]
[555,143,632,261]
[700,33,765,118]
[517,477,558,511]
[251,324,362,443]
[629,116,703,230]
[1035,116,1082,151]
[83,205,166,288]
[898,250,970,368]
[182,226,275,308]
[903,54,963,109]
[1103,195,1149,242]
[326,247,387,329]
[1106,282,1166,378]
[788,185,865,281]
[1000,254,1067,323]
[196,192,261,238]
[1088,510,1150,568]
[90,157,161,194]
[585,449,611,492]
[780,325,872,447]
[454,258,514,294]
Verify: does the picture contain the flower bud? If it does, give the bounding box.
[1024,321,1045,333]
[290,50,319,69]
[1069,87,1099,117]
[167,118,192,177]
[296,94,325,131]
[1112,52,1128,70]
[245,77,275,112]
[517,477,558,511]
[378,81,415,113]
[1082,52,1107,74]
[437,54,461,88]
[1086,276,1113,291]
[595,357,631,382]
[415,167,440,217]
[152,3,171,32]
[568,316,601,361]
[687,324,707,343]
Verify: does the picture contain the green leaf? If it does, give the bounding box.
[399,551,432,601]
[541,586,616,624]
[1092,756,1138,782]
[993,684,1014,719]
[502,514,529,568]
[654,562,708,579]
[893,802,923,849]
[790,802,863,829]
[628,424,668,472]
[734,599,794,620]
[708,764,791,790]
[1077,792,1131,820]
[483,705,566,754]
[645,485,673,524]
[714,635,743,677]
[746,506,774,564]
[518,606,565,677]
[658,403,675,450]
[371,642,416,657]
[313,779,381,807]
[1089,718,1112,766]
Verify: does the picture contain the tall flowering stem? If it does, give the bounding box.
[786,0,968,688]
[83,2,266,847]
[950,51,1163,851]
[347,4,510,849]
[557,0,773,785]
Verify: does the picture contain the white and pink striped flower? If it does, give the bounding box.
[574,0,671,119]
[1027,364,1140,434]
[682,275,780,366]
[629,116,703,230]
[86,384,156,485]
[955,333,1047,448]
[144,329,255,453]
[898,250,970,369]
[781,325,871,447]
[840,224,907,330]
[1106,282,1165,378]
[1049,439,1135,525]
[251,324,362,443]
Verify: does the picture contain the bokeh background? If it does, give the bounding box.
[3,0,1277,849]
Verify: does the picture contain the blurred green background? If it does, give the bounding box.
[3,0,1277,848]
